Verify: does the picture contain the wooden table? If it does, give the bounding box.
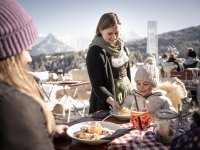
[54,111,129,150]
[54,110,184,150]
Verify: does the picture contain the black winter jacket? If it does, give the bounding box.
[86,45,131,114]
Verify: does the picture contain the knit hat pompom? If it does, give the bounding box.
[0,0,38,60]
[144,55,156,65]
[135,55,160,87]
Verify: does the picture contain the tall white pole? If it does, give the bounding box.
[147,21,158,59]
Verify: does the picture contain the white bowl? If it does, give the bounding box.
[67,121,121,145]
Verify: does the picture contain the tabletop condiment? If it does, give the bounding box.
[155,109,178,144]
[48,71,54,81]
[58,69,64,81]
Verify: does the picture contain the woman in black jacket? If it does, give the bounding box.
[86,12,132,114]
[0,0,67,149]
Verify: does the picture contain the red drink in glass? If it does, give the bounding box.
[131,111,152,130]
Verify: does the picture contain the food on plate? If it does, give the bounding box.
[88,121,102,134]
[118,107,131,116]
[73,122,114,140]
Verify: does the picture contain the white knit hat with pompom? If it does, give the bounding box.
[134,54,160,87]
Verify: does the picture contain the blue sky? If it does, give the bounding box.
[17,0,200,40]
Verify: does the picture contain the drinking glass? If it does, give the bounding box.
[130,105,152,149]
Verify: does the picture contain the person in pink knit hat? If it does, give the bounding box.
[0,0,67,149]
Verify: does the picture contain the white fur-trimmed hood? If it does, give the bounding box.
[158,78,187,111]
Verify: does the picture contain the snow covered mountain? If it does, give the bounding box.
[31,33,75,56]
[30,31,141,56]
[123,31,141,42]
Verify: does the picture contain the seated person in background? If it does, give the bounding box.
[123,55,175,116]
[183,48,200,69]
[159,53,176,78]
[171,108,200,150]
[183,48,200,106]
[157,53,169,66]
[167,54,182,71]
[157,53,170,77]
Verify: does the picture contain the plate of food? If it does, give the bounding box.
[67,121,121,145]
[109,107,131,120]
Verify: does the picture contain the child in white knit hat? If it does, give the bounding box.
[123,55,175,115]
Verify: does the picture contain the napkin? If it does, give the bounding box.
[101,127,135,140]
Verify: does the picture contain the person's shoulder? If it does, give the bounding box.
[126,90,141,99]
[0,84,43,123]
[159,95,171,102]
[124,46,130,55]
[151,91,171,102]
[151,94,167,101]
[154,89,172,98]
[88,45,105,54]
[89,45,102,51]
[0,83,39,108]
[131,89,142,96]
[152,89,166,96]
[0,83,22,103]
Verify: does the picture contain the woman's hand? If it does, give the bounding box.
[54,124,68,138]
[106,96,122,110]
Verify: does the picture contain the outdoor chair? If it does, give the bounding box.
[54,69,91,122]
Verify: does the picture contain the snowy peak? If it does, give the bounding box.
[31,33,74,56]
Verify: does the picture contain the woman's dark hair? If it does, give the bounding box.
[188,50,197,58]
[96,12,121,36]
[162,53,168,59]
[168,54,175,61]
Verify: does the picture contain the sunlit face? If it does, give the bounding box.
[136,80,154,97]
[22,47,32,64]
[100,25,121,45]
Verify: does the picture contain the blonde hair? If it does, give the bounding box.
[0,52,55,134]
[96,12,121,36]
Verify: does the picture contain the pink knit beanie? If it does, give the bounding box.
[0,0,38,60]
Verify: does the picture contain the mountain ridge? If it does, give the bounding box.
[126,24,200,58]
[31,33,75,56]
[31,25,200,72]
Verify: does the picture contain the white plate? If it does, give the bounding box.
[109,109,131,120]
[155,109,178,119]
[67,121,121,145]
[46,80,81,84]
